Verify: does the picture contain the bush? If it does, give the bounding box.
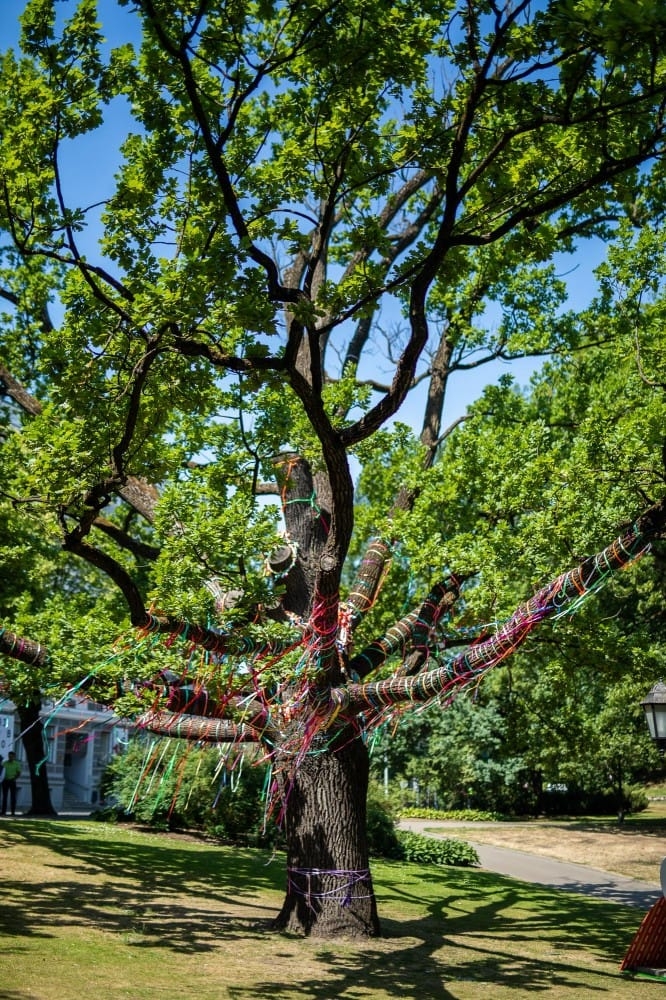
[626,786,650,813]
[540,784,649,818]
[367,794,403,859]
[398,806,502,822]
[105,740,480,865]
[365,793,479,865]
[101,736,276,845]
[396,831,479,867]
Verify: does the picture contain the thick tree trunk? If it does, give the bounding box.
[273,731,380,937]
[18,701,57,816]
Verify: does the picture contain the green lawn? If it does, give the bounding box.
[0,818,657,999]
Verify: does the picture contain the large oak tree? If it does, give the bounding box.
[2,0,666,936]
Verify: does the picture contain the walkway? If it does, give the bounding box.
[399,819,662,910]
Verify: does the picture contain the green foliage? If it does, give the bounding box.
[372,696,537,816]
[540,784,649,819]
[365,790,403,860]
[1,0,665,652]
[395,831,479,867]
[103,736,275,845]
[1,0,666,890]
[398,807,502,822]
[365,784,480,863]
[150,477,282,621]
[355,222,666,817]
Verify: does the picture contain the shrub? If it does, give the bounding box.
[396,831,479,867]
[398,806,501,822]
[367,794,403,860]
[540,784,649,818]
[101,736,275,845]
[105,740,480,864]
[365,793,479,865]
[625,786,650,814]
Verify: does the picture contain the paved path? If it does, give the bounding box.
[399,819,662,910]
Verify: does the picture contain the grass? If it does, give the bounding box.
[0,817,661,1000]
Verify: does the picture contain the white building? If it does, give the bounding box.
[0,695,132,813]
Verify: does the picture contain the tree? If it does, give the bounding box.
[0,479,136,814]
[375,224,666,817]
[1,0,666,936]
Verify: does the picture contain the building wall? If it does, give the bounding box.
[0,709,15,759]
[0,697,132,813]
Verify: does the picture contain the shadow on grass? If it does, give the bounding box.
[0,819,645,999]
[0,818,283,952]
[576,817,666,837]
[508,817,666,838]
[226,869,641,999]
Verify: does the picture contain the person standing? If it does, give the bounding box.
[1,751,21,816]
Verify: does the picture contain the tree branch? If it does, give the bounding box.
[349,576,464,680]
[333,499,666,713]
[0,628,48,668]
[140,0,301,306]
[137,709,261,743]
[92,516,160,561]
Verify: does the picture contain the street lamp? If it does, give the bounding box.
[640,682,666,755]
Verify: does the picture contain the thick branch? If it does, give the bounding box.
[117,478,160,524]
[0,629,48,668]
[172,333,285,373]
[92,517,160,561]
[111,338,162,480]
[340,288,430,448]
[137,610,301,657]
[0,364,43,416]
[346,538,393,627]
[349,577,464,680]
[334,499,666,712]
[63,535,149,625]
[273,455,328,618]
[137,710,261,743]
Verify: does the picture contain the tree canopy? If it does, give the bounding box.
[369,232,666,813]
[1,0,666,937]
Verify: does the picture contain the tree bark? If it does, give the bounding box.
[18,701,57,816]
[273,731,380,937]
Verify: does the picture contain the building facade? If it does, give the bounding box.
[0,695,132,813]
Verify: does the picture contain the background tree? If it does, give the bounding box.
[367,220,666,817]
[1,0,666,937]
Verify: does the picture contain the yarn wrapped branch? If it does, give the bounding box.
[135,610,301,657]
[327,507,664,720]
[345,538,393,628]
[136,710,265,743]
[349,576,464,681]
[0,629,48,668]
[136,500,665,750]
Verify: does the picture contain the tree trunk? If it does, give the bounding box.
[18,701,57,816]
[273,731,380,937]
